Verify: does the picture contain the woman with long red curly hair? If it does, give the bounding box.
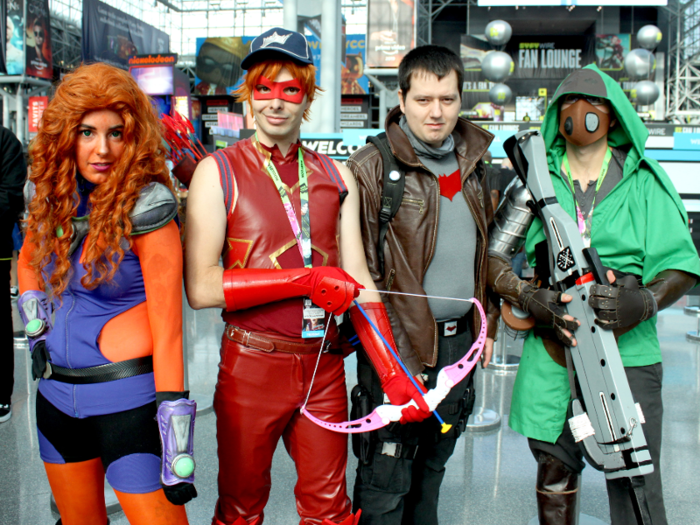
[18,62,196,525]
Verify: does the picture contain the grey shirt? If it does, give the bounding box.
[399,117,477,321]
[562,147,625,219]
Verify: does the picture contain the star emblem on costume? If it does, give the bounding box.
[262,32,291,48]
[225,238,253,269]
[438,170,462,201]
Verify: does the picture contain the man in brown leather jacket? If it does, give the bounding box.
[346,45,498,525]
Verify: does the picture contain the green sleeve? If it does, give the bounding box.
[641,169,700,284]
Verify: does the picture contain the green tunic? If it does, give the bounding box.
[509,64,700,444]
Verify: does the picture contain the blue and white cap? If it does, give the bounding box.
[241,27,313,70]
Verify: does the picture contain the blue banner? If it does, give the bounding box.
[82,0,170,70]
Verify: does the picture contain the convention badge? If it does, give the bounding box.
[302,298,326,338]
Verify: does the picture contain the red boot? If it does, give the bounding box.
[321,510,362,525]
[212,517,262,525]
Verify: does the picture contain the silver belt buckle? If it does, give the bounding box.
[443,320,458,337]
[381,442,402,458]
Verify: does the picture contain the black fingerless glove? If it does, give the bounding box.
[162,482,198,506]
[519,284,579,346]
[588,275,657,331]
[31,341,50,381]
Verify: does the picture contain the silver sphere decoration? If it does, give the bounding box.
[481,51,513,83]
[631,81,660,106]
[637,25,662,51]
[489,83,513,106]
[485,20,513,47]
[623,48,656,80]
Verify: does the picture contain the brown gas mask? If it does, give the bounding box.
[558,99,611,147]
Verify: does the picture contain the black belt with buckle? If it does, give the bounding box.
[437,314,470,337]
[44,356,154,385]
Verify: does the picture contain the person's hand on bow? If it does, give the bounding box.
[382,375,431,424]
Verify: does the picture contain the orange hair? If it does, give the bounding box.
[234,59,321,121]
[27,62,172,299]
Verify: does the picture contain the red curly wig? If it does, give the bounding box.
[234,59,321,121]
[27,62,172,298]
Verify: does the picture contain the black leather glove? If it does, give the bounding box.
[519,284,579,346]
[162,482,197,506]
[31,341,50,381]
[588,274,657,331]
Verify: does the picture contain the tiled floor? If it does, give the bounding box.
[1,302,699,524]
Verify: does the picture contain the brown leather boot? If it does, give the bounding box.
[535,453,580,524]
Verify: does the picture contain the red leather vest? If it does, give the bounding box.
[211,137,347,338]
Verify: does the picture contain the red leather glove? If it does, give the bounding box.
[383,375,431,424]
[349,302,431,425]
[223,266,362,315]
[294,267,362,315]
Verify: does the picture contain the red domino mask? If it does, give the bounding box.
[253,76,305,104]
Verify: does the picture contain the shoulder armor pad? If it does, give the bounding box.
[130,182,178,234]
[24,180,35,210]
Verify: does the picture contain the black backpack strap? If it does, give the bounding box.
[367,133,404,275]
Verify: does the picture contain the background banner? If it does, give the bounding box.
[460,33,640,120]
[461,34,599,120]
[28,95,47,133]
[25,0,52,79]
[0,1,7,74]
[128,53,177,96]
[194,34,369,97]
[82,0,169,70]
[366,0,415,68]
[307,34,370,94]
[4,0,24,75]
[194,36,250,96]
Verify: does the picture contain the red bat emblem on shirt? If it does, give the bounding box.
[438,170,462,201]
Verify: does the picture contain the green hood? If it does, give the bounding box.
[542,64,648,174]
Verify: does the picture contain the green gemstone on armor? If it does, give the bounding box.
[26,319,43,335]
[173,456,194,478]
[56,225,64,237]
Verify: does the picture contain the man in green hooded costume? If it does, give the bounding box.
[489,64,700,524]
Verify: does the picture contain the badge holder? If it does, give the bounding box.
[302,298,326,339]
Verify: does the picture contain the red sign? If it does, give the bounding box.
[28,96,49,133]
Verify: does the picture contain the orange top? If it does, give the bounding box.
[18,221,184,392]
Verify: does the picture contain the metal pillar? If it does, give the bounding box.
[365,69,399,127]
[283,0,298,32]
[685,296,700,343]
[2,91,12,130]
[15,86,23,144]
[665,0,700,120]
[465,364,501,432]
[319,0,340,133]
[487,316,521,373]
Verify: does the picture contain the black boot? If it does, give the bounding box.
[535,452,580,525]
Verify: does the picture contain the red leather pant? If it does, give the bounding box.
[213,335,352,525]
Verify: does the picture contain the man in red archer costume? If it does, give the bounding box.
[185,28,432,525]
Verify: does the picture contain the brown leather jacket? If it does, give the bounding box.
[347,106,499,375]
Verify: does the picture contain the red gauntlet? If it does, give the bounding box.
[348,302,430,424]
[222,266,362,315]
